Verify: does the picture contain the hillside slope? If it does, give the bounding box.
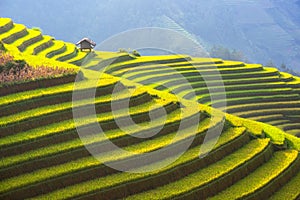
[89,54,300,137]
[1,0,300,71]
[0,18,300,199]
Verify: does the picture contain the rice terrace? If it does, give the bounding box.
[0,15,300,200]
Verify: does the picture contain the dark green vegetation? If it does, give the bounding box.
[0,18,300,199]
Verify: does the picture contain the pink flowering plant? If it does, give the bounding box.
[0,51,76,85]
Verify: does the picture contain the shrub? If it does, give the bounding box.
[31,26,42,33]
[132,50,141,57]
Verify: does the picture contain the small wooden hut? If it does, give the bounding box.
[76,38,96,51]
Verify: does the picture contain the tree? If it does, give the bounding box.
[31,27,42,33]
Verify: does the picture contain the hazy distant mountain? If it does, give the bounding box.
[1,0,299,72]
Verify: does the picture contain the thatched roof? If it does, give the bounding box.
[76,38,96,46]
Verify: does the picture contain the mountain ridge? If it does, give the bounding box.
[1,0,299,72]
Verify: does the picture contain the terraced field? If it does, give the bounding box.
[98,56,300,137]
[1,17,300,199]
[0,18,92,66]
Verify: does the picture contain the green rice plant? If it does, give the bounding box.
[193,63,261,73]
[82,51,128,68]
[235,108,300,119]
[1,95,155,136]
[164,79,284,95]
[250,114,284,123]
[224,113,300,149]
[159,57,223,68]
[0,69,118,107]
[269,171,300,200]
[111,60,242,77]
[0,98,197,165]
[0,156,100,194]
[278,123,300,131]
[22,35,53,55]
[209,150,299,200]
[170,57,223,66]
[116,64,263,80]
[124,67,279,84]
[166,59,243,69]
[189,88,295,104]
[66,50,88,65]
[196,88,294,101]
[0,102,141,147]
[177,83,289,100]
[0,86,146,127]
[51,43,76,61]
[0,24,27,43]
[256,122,300,136]
[286,76,300,87]
[0,108,193,171]
[268,119,291,126]
[105,54,190,73]
[0,81,74,105]
[124,139,270,200]
[283,134,300,151]
[37,40,65,58]
[1,18,299,199]
[0,119,75,148]
[280,72,294,82]
[259,123,286,145]
[30,126,246,200]
[0,18,12,29]
[225,100,300,113]
[145,75,280,92]
[0,84,149,146]
[10,29,42,51]
[0,108,203,194]
[3,44,79,72]
[286,129,300,136]
[211,94,300,109]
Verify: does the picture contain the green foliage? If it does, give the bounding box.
[31,26,42,33]
[132,50,141,57]
[117,49,141,57]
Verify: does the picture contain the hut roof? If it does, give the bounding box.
[76,38,96,46]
